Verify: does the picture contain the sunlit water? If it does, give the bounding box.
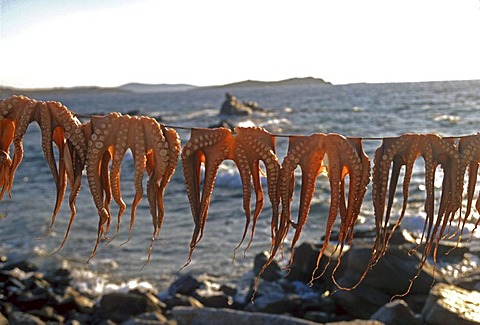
[1,80,480,292]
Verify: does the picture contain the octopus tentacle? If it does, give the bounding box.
[86,112,122,261]
[181,128,234,267]
[456,134,480,239]
[157,125,181,236]
[107,115,132,240]
[122,116,147,245]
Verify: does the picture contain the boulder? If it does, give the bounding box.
[8,311,45,325]
[219,93,252,116]
[168,274,202,296]
[370,299,420,325]
[253,251,284,281]
[171,306,318,325]
[422,283,480,324]
[97,290,165,323]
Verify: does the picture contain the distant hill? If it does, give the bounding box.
[118,83,197,93]
[0,77,331,97]
[213,77,331,88]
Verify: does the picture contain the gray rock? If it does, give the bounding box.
[370,299,420,325]
[163,293,204,310]
[8,311,45,325]
[253,251,284,281]
[171,306,319,325]
[219,93,252,116]
[120,311,169,325]
[98,290,165,323]
[168,274,202,296]
[335,243,444,296]
[422,283,480,325]
[193,288,233,308]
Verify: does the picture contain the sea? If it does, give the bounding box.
[1,80,480,294]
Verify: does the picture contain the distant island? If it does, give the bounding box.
[0,77,330,96]
[212,77,331,88]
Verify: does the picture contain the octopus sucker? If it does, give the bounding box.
[181,128,234,267]
[231,127,280,257]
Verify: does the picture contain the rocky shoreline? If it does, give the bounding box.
[1,227,479,324]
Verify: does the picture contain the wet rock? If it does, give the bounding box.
[163,294,204,310]
[335,242,443,295]
[422,283,480,325]
[2,259,38,273]
[8,310,45,325]
[193,288,233,308]
[168,274,202,296]
[120,311,169,325]
[245,279,303,315]
[28,305,65,323]
[286,241,344,287]
[219,93,252,116]
[171,306,318,325]
[219,283,237,296]
[253,251,284,281]
[370,299,419,325]
[302,310,335,323]
[243,100,268,113]
[56,286,95,314]
[98,290,166,323]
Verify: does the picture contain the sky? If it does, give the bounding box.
[1,0,480,89]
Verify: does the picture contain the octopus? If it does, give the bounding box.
[232,126,280,257]
[255,133,369,291]
[86,113,180,263]
[181,126,281,266]
[0,96,37,200]
[371,133,461,296]
[0,96,87,250]
[35,100,87,250]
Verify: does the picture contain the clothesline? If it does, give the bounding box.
[73,112,475,141]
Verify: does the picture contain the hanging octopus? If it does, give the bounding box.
[86,113,180,262]
[255,133,368,291]
[0,96,37,199]
[181,128,235,266]
[372,133,461,296]
[232,126,280,257]
[0,96,87,250]
[181,126,282,266]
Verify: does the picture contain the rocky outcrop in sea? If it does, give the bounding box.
[1,226,479,324]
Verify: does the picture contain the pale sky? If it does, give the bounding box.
[1,0,479,89]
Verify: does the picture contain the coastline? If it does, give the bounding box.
[2,227,479,324]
